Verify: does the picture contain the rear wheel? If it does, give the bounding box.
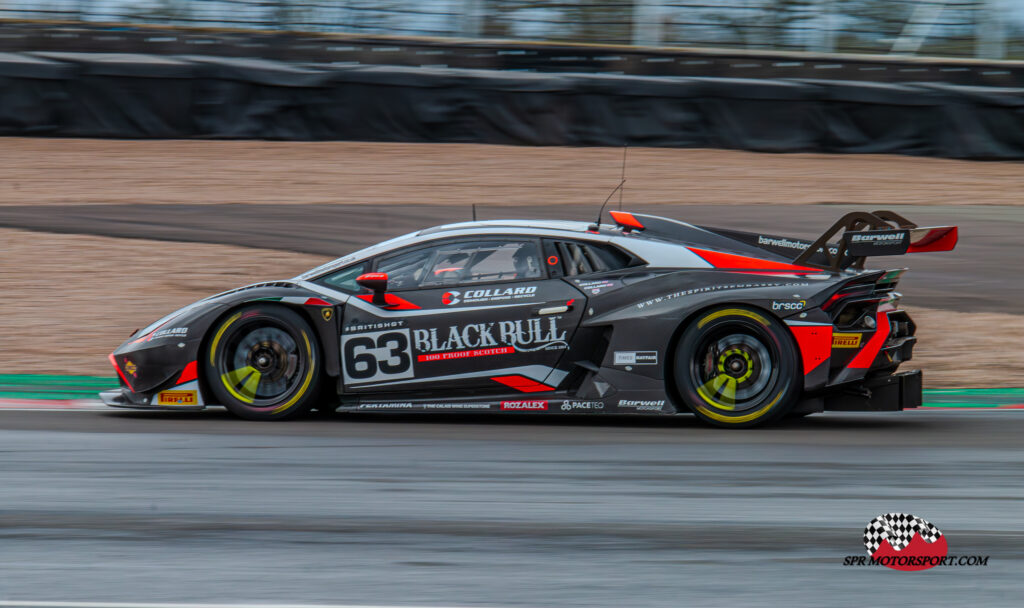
[204,305,321,420]
[673,306,800,428]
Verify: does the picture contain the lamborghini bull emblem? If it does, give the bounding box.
[321,307,334,322]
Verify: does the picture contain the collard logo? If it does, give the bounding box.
[863,513,948,571]
[124,359,138,377]
[443,286,536,305]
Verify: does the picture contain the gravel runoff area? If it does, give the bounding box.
[1,138,1021,386]
[3,138,1024,207]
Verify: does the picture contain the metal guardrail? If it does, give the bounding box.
[0,1,1020,60]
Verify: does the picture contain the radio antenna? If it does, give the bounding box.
[472,203,477,222]
[589,145,628,230]
[618,144,627,211]
[591,178,625,230]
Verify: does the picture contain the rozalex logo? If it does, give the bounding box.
[441,291,460,306]
[843,513,989,570]
[501,400,548,411]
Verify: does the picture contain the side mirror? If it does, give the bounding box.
[356,272,389,306]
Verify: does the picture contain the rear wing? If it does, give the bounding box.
[792,210,958,271]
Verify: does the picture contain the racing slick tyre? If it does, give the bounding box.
[204,305,321,421]
[673,306,801,428]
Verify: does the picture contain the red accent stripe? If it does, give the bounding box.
[108,353,134,392]
[356,293,422,310]
[491,375,554,393]
[788,325,832,375]
[303,297,331,306]
[725,270,819,277]
[908,226,958,253]
[176,360,198,384]
[689,247,818,272]
[609,210,645,230]
[847,311,891,369]
[821,291,847,311]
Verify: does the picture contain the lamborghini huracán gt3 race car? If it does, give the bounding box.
[104,209,956,427]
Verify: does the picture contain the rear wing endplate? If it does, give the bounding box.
[793,210,958,271]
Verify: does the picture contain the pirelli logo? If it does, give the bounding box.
[156,390,197,406]
[832,333,863,349]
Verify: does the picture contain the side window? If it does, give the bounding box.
[551,240,632,276]
[421,240,543,287]
[319,262,368,293]
[376,247,438,291]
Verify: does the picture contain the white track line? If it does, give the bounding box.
[0,399,108,411]
[0,603,489,608]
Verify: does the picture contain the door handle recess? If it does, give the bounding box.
[537,305,570,315]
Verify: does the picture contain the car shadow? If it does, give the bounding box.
[102,406,934,432]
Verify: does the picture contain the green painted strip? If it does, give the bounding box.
[0,374,117,387]
[1,375,1023,405]
[0,391,107,400]
[0,374,118,400]
[925,388,1024,396]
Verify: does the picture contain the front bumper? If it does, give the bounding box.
[99,388,206,411]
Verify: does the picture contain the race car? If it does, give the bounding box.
[102,209,957,427]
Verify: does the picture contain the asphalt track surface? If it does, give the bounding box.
[1,408,1023,607]
[1,203,1020,314]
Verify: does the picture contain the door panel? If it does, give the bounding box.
[340,279,586,393]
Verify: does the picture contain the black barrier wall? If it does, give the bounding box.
[2,52,1024,158]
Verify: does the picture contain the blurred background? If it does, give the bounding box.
[1,3,1024,607]
[1,0,1022,58]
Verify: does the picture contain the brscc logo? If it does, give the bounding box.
[441,291,460,306]
[863,513,947,571]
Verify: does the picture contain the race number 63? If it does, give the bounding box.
[341,329,416,384]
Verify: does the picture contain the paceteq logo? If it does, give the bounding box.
[842,513,989,570]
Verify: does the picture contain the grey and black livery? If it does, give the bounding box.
[103,210,957,427]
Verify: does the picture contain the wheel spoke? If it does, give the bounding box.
[698,374,737,410]
[222,365,263,403]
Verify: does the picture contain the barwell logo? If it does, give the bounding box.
[851,233,904,242]
[758,235,839,255]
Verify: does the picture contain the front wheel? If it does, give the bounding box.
[673,306,801,428]
[204,305,321,420]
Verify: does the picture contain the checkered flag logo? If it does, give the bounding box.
[864,512,943,555]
